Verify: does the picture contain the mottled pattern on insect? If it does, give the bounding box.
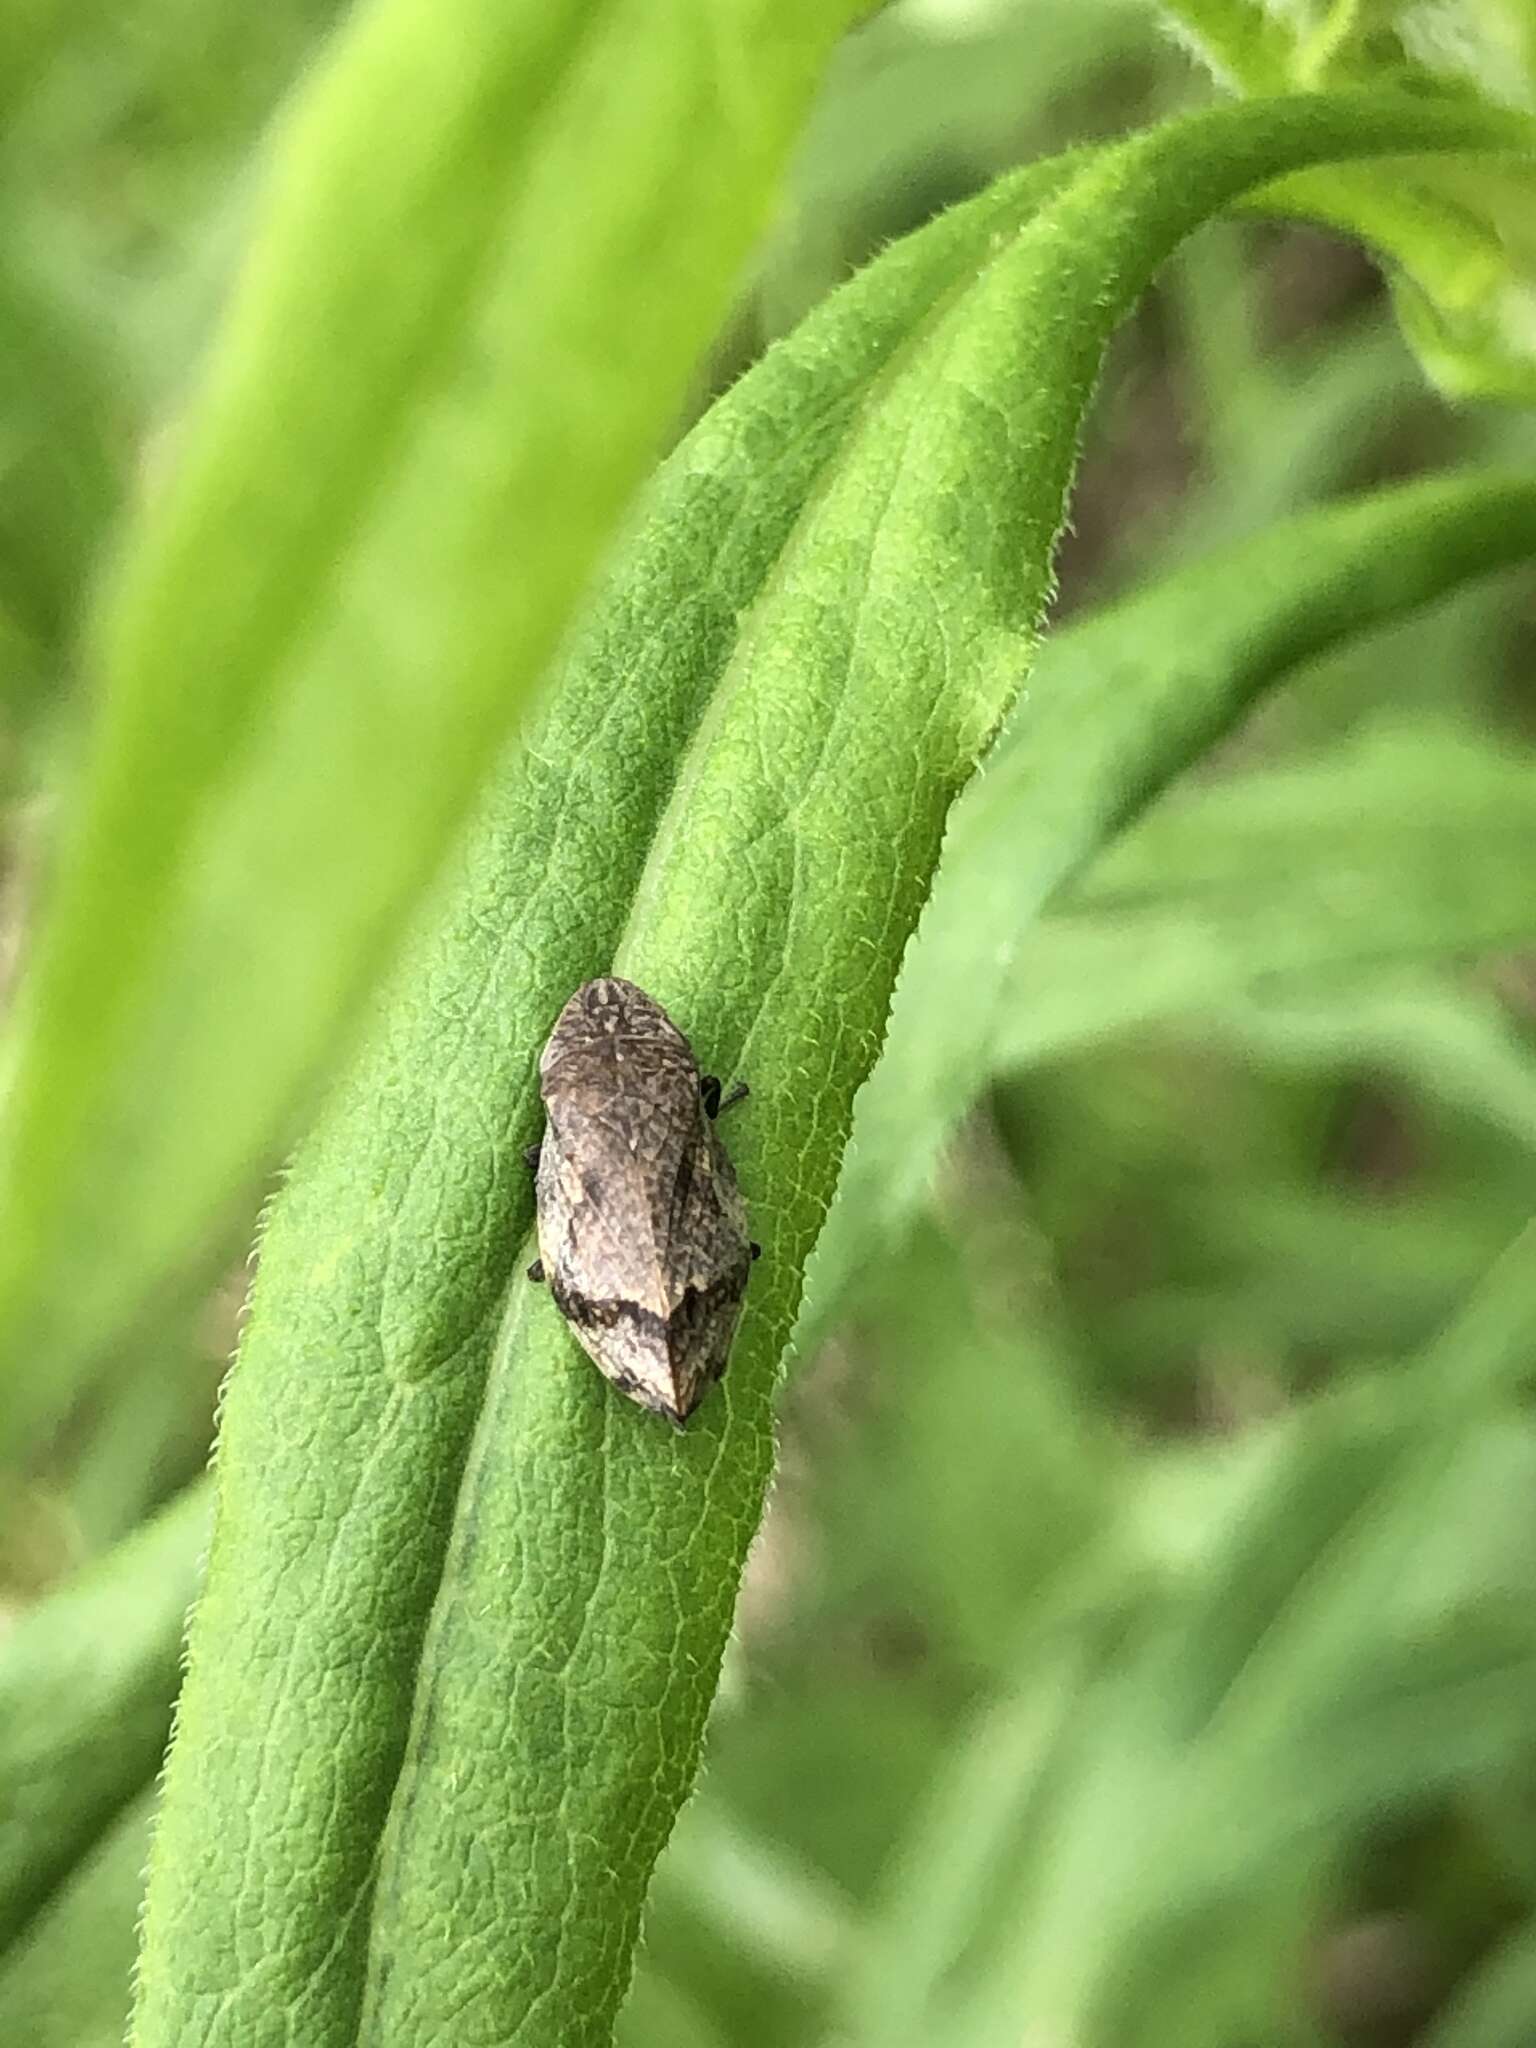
[526,977,758,1428]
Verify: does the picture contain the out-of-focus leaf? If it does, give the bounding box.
[0,0,106,126]
[1159,0,1536,396]
[1204,975,1536,1154]
[613,1970,725,2048]
[0,0,865,1460]
[0,1781,155,2048]
[839,1319,1536,2048]
[0,1478,205,1946]
[802,478,1536,1351]
[1096,1197,1520,1371]
[848,1212,1118,1668]
[1416,1217,1536,1408]
[762,0,1154,335]
[0,227,128,684]
[1424,1921,1536,2048]
[646,1803,852,1987]
[991,727,1536,1064]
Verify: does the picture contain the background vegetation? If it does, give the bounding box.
[1,2,1535,2045]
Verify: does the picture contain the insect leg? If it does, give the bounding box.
[523,1140,542,1171]
[527,1258,545,1283]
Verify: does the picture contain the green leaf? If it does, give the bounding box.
[849,1209,1119,1669]
[0,0,104,126]
[638,1798,853,2020]
[1202,974,1536,1155]
[987,725,1536,1065]
[1424,1921,1536,2048]
[803,474,1536,1352]
[838,1359,1536,2048]
[133,95,1534,2048]
[128,120,1090,2048]
[613,1972,725,2048]
[0,1781,156,2048]
[0,226,128,686]
[1415,1215,1536,1410]
[0,1478,205,1947]
[0,0,864,1459]
[1098,1197,1520,1371]
[1158,0,1536,396]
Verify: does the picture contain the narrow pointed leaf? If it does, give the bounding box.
[136,95,1534,2048]
[0,1479,205,1947]
[0,1783,156,2048]
[130,118,1096,2048]
[802,473,1536,1350]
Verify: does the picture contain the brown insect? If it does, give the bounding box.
[526,977,758,1427]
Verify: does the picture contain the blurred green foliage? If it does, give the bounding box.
[1,2,1535,2046]
[0,0,863,1460]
